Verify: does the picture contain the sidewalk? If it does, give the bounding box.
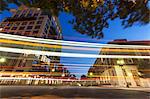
[117,87,150,92]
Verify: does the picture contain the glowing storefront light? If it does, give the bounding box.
[0,57,6,63]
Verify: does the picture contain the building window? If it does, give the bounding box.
[34,13,39,17]
[7,23,13,26]
[11,27,17,30]
[0,23,6,27]
[46,23,49,29]
[20,10,27,17]
[44,28,47,34]
[27,26,33,29]
[33,30,39,34]
[39,17,44,19]
[37,21,42,24]
[34,25,40,29]
[4,27,10,29]
[13,10,21,18]
[22,22,27,25]
[24,31,30,35]
[16,32,21,35]
[128,59,133,64]
[9,32,14,34]
[29,21,35,25]
[14,15,18,18]
[27,10,33,17]
[13,22,20,27]
[19,26,25,30]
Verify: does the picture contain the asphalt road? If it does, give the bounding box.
[0,86,150,99]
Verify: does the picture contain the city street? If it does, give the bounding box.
[0,86,150,99]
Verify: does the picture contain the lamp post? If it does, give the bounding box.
[0,57,6,70]
[117,59,129,88]
[0,57,6,63]
[89,72,93,86]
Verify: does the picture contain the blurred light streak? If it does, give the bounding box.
[33,63,114,67]
[0,38,150,52]
[0,46,150,59]
[0,76,136,81]
[0,33,150,49]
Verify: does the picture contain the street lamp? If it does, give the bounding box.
[117,59,124,66]
[61,73,65,77]
[117,59,129,87]
[89,72,93,76]
[52,68,55,72]
[0,57,6,63]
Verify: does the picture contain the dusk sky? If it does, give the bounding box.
[0,3,150,77]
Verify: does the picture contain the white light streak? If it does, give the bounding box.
[0,77,94,81]
[0,46,150,59]
[0,33,150,48]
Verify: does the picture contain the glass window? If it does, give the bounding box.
[19,26,25,30]
[7,23,13,26]
[9,32,14,34]
[13,15,18,18]
[24,31,30,35]
[20,10,27,17]
[0,23,5,27]
[44,28,47,33]
[27,26,33,29]
[25,31,31,33]
[34,25,40,29]
[37,21,42,24]
[27,10,33,17]
[11,27,17,30]
[14,22,20,27]
[39,17,44,19]
[33,30,39,34]
[4,27,10,29]
[29,21,35,25]
[22,22,27,25]
[34,13,39,17]
[46,24,49,29]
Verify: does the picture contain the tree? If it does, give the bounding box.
[1,0,149,39]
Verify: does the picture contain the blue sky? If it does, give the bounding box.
[58,12,150,77]
[0,3,150,77]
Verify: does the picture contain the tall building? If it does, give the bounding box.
[88,39,150,87]
[0,5,62,73]
[0,6,62,39]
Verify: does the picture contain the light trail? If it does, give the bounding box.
[0,76,138,82]
[0,46,150,59]
[0,33,150,49]
[1,38,150,52]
